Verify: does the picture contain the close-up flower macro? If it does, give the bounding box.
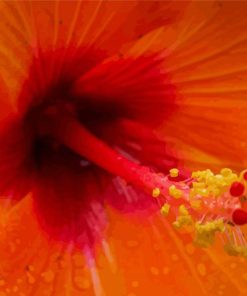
[1,0,247,295]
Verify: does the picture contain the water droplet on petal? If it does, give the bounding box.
[74,276,90,290]
[41,270,55,283]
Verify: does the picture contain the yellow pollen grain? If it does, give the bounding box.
[158,166,247,257]
[169,185,182,199]
[152,187,160,198]
[150,266,160,276]
[173,221,180,229]
[190,200,201,210]
[179,205,189,216]
[220,168,232,177]
[74,276,90,290]
[170,168,179,177]
[192,182,205,189]
[196,188,208,196]
[41,270,55,283]
[160,203,170,216]
[197,263,206,276]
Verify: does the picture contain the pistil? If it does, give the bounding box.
[45,111,174,198]
[43,110,247,257]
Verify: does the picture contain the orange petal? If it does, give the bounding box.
[0,197,96,295]
[1,1,247,296]
[0,1,187,108]
[161,1,247,171]
[119,1,247,171]
[2,201,247,296]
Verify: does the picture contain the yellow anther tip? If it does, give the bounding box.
[179,205,189,216]
[192,182,205,189]
[169,168,179,177]
[160,203,170,216]
[220,168,232,177]
[169,185,182,199]
[173,221,181,229]
[152,187,160,198]
[190,200,201,210]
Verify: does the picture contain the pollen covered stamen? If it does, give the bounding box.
[38,110,247,256]
[153,167,247,257]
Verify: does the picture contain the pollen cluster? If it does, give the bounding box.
[153,168,247,257]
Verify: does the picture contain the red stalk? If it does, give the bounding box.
[45,112,171,198]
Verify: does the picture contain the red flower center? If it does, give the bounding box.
[0,47,178,247]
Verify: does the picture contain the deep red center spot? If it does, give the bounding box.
[0,47,178,246]
[230,181,245,197]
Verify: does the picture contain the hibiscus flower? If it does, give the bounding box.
[1,1,247,295]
